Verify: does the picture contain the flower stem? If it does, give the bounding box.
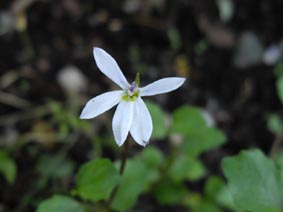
[119,138,129,174]
[105,137,129,211]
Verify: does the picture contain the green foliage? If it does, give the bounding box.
[36,195,84,212]
[194,40,208,55]
[268,114,283,135]
[191,201,221,212]
[275,62,283,105]
[222,149,283,212]
[145,100,168,139]
[172,106,207,134]
[182,127,226,157]
[276,76,283,105]
[205,176,225,201]
[204,176,236,210]
[167,26,182,51]
[183,176,235,211]
[273,151,283,184]
[154,180,188,205]
[275,62,283,77]
[168,155,206,182]
[34,104,229,211]
[140,147,164,183]
[48,100,90,137]
[172,106,226,157]
[111,147,164,211]
[0,150,17,184]
[75,159,120,202]
[112,157,158,211]
[140,146,164,169]
[37,154,74,179]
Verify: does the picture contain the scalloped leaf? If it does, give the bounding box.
[222,149,283,212]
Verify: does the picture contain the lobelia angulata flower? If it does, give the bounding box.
[80,47,186,147]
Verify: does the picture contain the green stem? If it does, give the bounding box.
[104,137,129,211]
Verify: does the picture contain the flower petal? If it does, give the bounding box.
[140,77,186,97]
[112,100,134,146]
[130,98,153,146]
[80,90,123,119]
[93,47,130,89]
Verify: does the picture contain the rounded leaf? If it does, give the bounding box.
[36,195,84,212]
[222,149,283,212]
[75,159,120,202]
[172,106,206,134]
[183,127,226,157]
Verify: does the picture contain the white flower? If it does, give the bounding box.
[80,47,186,147]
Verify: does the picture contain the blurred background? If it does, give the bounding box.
[1,0,283,211]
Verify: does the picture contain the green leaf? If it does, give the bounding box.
[167,26,182,50]
[275,62,283,77]
[111,159,152,211]
[0,150,17,184]
[277,76,283,105]
[145,101,168,139]
[204,176,236,210]
[183,127,226,157]
[154,180,188,205]
[37,154,74,179]
[222,149,283,212]
[267,114,283,135]
[172,106,207,134]
[139,147,164,186]
[274,151,283,183]
[140,147,164,169]
[191,201,221,212]
[194,40,208,56]
[205,176,225,201]
[36,195,84,212]
[169,155,206,182]
[75,159,120,202]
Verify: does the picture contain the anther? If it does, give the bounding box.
[130,82,136,93]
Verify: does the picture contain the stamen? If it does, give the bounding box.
[121,82,139,102]
[130,82,136,93]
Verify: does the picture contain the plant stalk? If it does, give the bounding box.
[104,137,129,211]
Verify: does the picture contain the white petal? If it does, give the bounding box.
[93,47,130,89]
[140,77,186,97]
[112,100,134,146]
[130,98,153,146]
[80,90,123,119]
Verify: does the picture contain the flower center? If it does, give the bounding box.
[121,82,139,102]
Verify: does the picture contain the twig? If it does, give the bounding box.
[0,105,49,125]
[0,90,31,109]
